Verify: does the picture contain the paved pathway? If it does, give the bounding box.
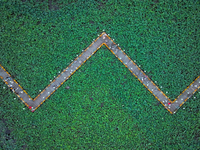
[0,32,199,113]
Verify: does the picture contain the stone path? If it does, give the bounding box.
[0,32,199,114]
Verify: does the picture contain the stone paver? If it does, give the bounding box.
[0,32,199,114]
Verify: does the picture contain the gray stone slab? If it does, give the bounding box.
[142,78,151,86]
[26,99,36,106]
[86,46,96,54]
[146,83,165,103]
[79,55,87,63]
[133,69,141,76]
[194,78,200,85]
[45,86,55,93]
[63,71,71,77]
[110,44,118,52]
[6,79,14,87]
[81,51,91,60]
[151,88,160,97]
[95,37,105,47]
[40,91,49,99]
[156,91,166,100]
[59,73,67,81]
[71,60,82,69]
[104,38,110,44]
[67,66,76,74]
[51,81,59,89]
[14,86,23,94]
[10,83,19,92]
[161,97,170,105]
[169,106,179,113]
[86,39,102,53]
[111,46,119,54]
[0,66,4,72]
[185,87,196,98]
[137,72,145,79]
[31,99,41,108]
[147,82,156,92]
[116,50,125,60]
[121,55,130,65]
[106,40,114,48]
[17,91,29,101]
[60,74,66,82]
[55,78,62,86]
[22,94,32,102]
[0,72,8,78]
[110,43,116,49]
[75,57,84,65]
[191,80,200,89]
[176,94,186,103]
[53,78,61,87]
[129,64,138,73]
[126,61,135,69]
[189,85,196,91]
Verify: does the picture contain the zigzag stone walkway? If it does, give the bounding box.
[0,32,200,114]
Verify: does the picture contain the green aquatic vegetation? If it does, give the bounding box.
[0,0,199,149]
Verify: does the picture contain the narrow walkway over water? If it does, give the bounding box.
[0,32,199,114]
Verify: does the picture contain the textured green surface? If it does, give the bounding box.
[0,0,200,149]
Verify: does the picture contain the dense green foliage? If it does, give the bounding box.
[0,0,200,149]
